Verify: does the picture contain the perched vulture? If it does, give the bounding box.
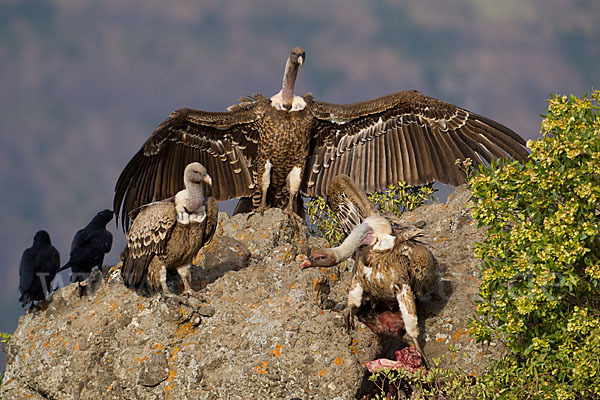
[301,174,436,366]
[60,209,113,283]
[18,230,60,309]
[114,46,529,229]
[120,162,218,302]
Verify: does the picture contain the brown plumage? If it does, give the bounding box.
[301,174,435,366]
[114,46,528,229]
[120,163,218,302]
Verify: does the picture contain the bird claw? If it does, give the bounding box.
[343,307,357,332]
[412,338,430,369]
[254,205,267,214]
[284,205,304,225]
[162,292,190,305]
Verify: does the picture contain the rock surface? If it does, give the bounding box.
[1,186,502,399]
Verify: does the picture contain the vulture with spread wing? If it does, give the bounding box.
[301,174,436,367]
[114,46,528,229]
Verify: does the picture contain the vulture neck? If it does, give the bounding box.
[281,57,300,110]
[183,178,205,212]
[327,222,372,263]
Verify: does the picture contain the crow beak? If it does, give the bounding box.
[204,175,213,186]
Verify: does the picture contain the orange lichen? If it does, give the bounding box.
[174,322,196,339]
[135,355,148,363]
[454,329,464,342]
[254,361,269,375]
[109,302,119,311]
[163,382,175,395]
[334,356,343,366]
[318,370,326,377]
[152,342,163,351]
[166,369,177,381]
[270,344,283,358]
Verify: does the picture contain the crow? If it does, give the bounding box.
[60,209,113,284]
[19,230,60,309]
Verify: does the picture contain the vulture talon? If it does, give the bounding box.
[284,205,304,225]
[162,292,189,306]
[343,306,357,332]
[412,338,430,369]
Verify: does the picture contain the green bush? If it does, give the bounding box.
[468,91,600,399]
[305,182,435,247]
[368,363,485,399]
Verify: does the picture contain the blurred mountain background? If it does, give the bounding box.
[1,0,599,370]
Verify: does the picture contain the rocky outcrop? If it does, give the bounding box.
[1,186,503,399]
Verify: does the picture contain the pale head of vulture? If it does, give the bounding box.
[175,162,213,224]
[184,162,213,188]
[270,46,306,111]
[300,249,337,269]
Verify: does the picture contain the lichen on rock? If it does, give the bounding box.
[1,187,503,399]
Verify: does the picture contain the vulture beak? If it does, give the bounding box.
[300,256,313,270]
[298,55,304,67]
[204,174,213,186]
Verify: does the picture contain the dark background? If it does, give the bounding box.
[1,0,599,370]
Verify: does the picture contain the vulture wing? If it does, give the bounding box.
[325,174,378,236]
[303,90,529,196]
[121,202,177,287]
[114,96,268,230]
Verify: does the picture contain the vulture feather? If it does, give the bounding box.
[301,174,436,367]
[120,162,218,303]
[18,230,60,309]
[114,46,528,229]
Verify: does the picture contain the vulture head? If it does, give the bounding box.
[290,46,305,67]
[184,162,213,187]
[301,249,337,269]
[272,46,306,111]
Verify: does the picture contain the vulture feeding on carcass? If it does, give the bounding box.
[18,230,60,309]
[301,174,436,367]
[120,162,218,303]
[60,209,113,283]
[114,46,529,229]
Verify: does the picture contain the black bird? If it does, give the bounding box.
[60,209,114,283]
[18,230,60,309]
